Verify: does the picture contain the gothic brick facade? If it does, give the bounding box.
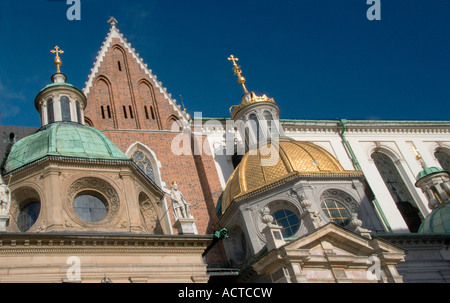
[82,23,226,264]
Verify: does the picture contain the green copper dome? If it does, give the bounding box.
[5,122,128,173]
[416,166,444,181]
[418,203,450,235]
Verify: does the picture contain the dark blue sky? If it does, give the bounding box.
[0,0,449,127]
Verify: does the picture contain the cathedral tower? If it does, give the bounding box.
[82,18,227,259]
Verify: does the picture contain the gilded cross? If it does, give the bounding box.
[411,147,422,161]
[228,55,242,76]
[50,46,64,73]
[227,55,248,93]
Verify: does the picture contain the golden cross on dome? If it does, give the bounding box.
[50,46,64,73]
[411,147,422,161]
[228,55,248,93]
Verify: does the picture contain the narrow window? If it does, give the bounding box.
[60,96,71,122]
[248,113,261,148]
[47,99,54,124]
[150,106,156,120]
[101,106,105,119]
[76,101,82,123]
[129,105,134,119]
[123,106,128,119]
[118,61,122,71]
[107,105,112,118]
[144,106,149,119]
[264,110,278,137]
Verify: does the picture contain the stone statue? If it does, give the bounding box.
[260,206,275,226]
[0,176,11,217]
[170,182,191,219]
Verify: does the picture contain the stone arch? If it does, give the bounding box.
[10,186,43,232]
[126,142,164,188]
[319,188,359,227]
[367,143,402,163]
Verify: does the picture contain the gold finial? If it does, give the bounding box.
[411,147,422,161]
[228,55,248,93]
[50,46,64,73]
[411,146,429,169]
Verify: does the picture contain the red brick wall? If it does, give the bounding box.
[83,37,228,265]
[84,38,182,131]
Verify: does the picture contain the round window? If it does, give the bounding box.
[73,192,108,223]
[273,209,300,238]
[17,201,41,232]
[321,199,351,226]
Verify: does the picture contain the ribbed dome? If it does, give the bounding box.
[416,166,444,181]
[418,203,450,235]
[221,139,362,214]
[5,122,128,173]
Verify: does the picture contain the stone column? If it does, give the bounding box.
[120,171,144,233]
[43,169,64,231]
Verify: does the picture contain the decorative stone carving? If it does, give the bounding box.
[139,193,160,234]
[321,189,359,212]
[0,176,11,231]
[0,176,11,216]
[259,206,274,226]
[260,206,286,251]
[350,213,372,239]
[299,195,323,231]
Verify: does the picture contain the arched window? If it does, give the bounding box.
[75,101,82,123]
[435,150,450,172]
[248,114,261,148]
[47,99,54,124]
[131,150,155,182]
[371,151,422,232]
[263,111,277,137]
[321,199,351,226]
[17,201,41,232]
[60,96,71,122]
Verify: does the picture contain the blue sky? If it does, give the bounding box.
[0,0,449,127]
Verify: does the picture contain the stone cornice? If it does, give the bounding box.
[0,233,213,255]
[195,118,450,135]
[233,171,363,204]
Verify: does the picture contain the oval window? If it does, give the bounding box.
[273,209,300,238]
[73,192,108,223]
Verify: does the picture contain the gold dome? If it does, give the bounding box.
[221,139,363,214]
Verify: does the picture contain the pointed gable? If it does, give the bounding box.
[83,18,188,131]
